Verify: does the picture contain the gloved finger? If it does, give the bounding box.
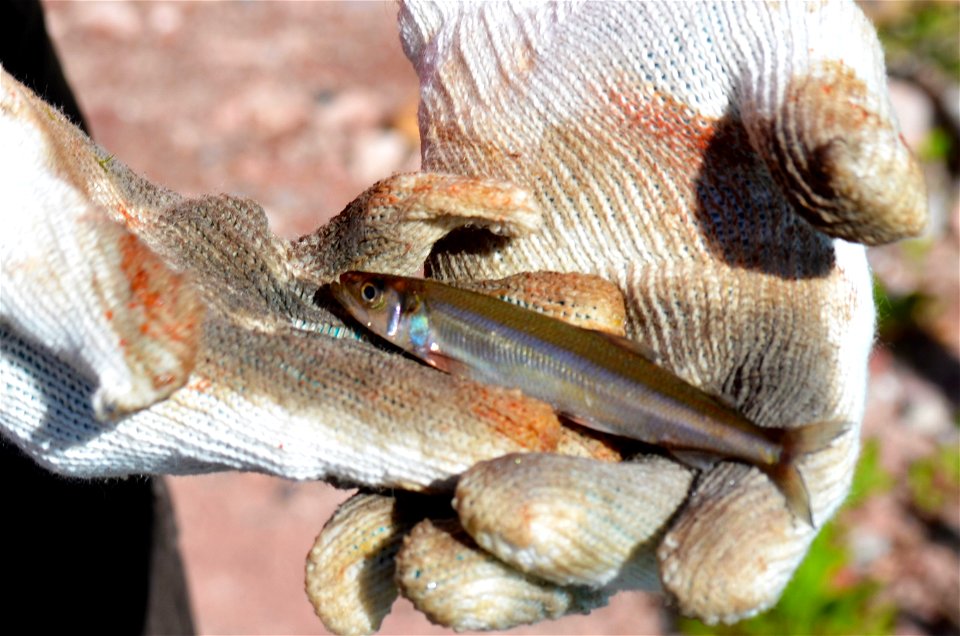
[288,171,541,279]
[394,517,611,633]
[732,2,926,244]
[1,66,203,420]
[306,493,404,635]
[452,271,628,336]
[306,492,446,635]
[306,423,628,635]
[454,452,694,589]
[659,428,860,623]
[2,310,560,482]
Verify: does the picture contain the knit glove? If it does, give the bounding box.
[310,1,925,632]
[0,1,925,633]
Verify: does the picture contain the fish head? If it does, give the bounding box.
[331,271,427,350]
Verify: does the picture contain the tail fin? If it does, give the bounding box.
[763,421,849,526]
[782,420,849,456]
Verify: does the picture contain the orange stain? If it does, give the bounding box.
[115,203,137,227]
[117,232,198,346]
[469,386,561,451]
[604,86,723,216]
[189,377,213,392]
[152,373,176,389]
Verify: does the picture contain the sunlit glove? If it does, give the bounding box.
[0,66,571,486]
[0,0,928,634]
[311,1,928,633]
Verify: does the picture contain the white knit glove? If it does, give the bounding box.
[1,1,925,633]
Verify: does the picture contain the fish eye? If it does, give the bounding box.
[360,282,381,303]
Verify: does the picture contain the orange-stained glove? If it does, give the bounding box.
[0,1,925,633]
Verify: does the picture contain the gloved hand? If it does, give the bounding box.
[312,1,927,632]
[0,2,926,635]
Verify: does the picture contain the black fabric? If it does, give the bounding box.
[1,2,194,633]
[0,0,88,131]
[1,441,155,632]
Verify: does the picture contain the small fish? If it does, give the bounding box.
[331,271,845,525]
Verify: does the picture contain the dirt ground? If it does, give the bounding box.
[38,2,959,635]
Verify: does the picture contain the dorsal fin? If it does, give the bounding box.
[592,330,662,364]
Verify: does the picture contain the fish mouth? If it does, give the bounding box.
[328,280,358,316]
[328,280,345,302]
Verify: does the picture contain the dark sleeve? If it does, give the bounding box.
[0,3,194,633]
[0,0,88,131]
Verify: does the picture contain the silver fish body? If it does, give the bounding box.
[332,271,845,525]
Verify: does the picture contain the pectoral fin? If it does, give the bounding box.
[423,350,472,377]
[670,449,719,472]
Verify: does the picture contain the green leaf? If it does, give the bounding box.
[907,444,960,515]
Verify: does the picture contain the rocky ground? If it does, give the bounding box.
[39,2,959,634]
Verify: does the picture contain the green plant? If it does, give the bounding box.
[907,444,960,516]
[918,127,953,163]
[876,1,960,79]
[873,277,937,345]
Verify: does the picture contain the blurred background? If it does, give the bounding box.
[34,2,959,634]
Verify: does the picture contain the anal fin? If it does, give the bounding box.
[762,462,814,527]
